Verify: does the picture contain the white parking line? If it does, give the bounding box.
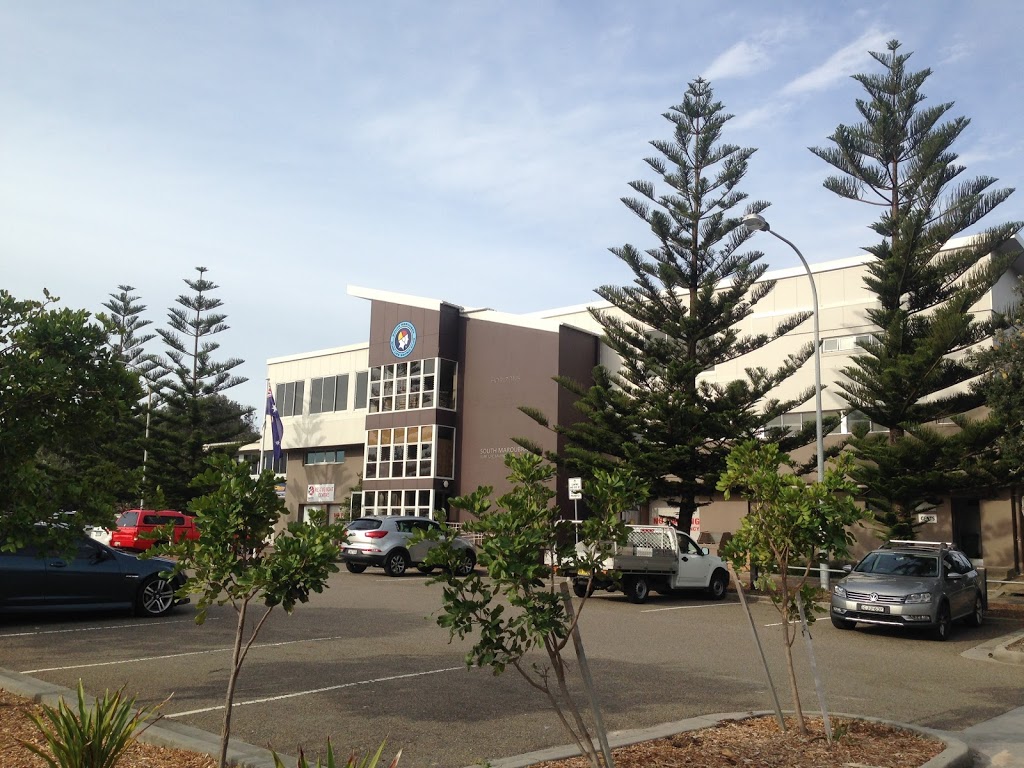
[639,603,737,614]
[166,666,466,718]
[0,617,207,639]
[21,634,346,674]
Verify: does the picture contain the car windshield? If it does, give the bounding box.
[347,519,383,531]
[116,511,139,527]
[854,551,938,577]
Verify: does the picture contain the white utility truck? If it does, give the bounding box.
[571,525,730,604]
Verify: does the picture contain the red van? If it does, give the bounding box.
[110,509,200,552]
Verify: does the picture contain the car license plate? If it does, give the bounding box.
[345,548,358,555]
[858,603,888,613]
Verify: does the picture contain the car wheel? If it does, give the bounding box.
[831,615,856,630]
[136,576,176,618]
[706,569,729,600]
[966,594,984,627]
[416,565,435,574]
[573,580,595,598]
[345,562,367,574]
[453,550,476,577]
[384,550,410,577]
[624,576,649,604]
[932,603,952,641]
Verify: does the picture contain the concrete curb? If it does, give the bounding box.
[470,710,971,768]
[988,631,1024,665]
[0,667,295,768]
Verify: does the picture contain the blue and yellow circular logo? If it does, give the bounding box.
[389,321,417,358]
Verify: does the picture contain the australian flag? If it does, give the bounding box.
[266,384,284,463]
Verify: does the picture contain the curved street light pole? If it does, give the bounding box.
[742,214,828,589]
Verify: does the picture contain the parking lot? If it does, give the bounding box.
[3,570,1023,768]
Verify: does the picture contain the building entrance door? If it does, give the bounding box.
[951,498,981,560]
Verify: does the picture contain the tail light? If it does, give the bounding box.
[365,531,388,539]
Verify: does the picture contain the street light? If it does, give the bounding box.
[742,213,828,589]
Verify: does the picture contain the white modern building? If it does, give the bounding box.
[247,235,1024,575]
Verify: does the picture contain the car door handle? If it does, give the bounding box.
[49,561,67,568]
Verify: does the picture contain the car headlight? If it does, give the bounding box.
[904,592,933,604]
[833,585,846,598]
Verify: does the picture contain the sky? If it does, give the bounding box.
[4,1,1024,416]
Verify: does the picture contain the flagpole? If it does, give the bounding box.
[260,379,270,475]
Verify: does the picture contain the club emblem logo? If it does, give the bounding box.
[390,321,417,359]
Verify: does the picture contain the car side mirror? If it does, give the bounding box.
[701,546,710,556]
[946,571,963,581]
[842,565,852,573]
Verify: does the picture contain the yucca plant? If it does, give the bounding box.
[272,738,401,768]
[20,679,163,768]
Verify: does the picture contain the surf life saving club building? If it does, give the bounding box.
[250,236,1024,574]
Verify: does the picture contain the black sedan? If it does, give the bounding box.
[0,535,188,617]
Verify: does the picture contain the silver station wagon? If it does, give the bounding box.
[340,515,477,577]
[830,540,985,641]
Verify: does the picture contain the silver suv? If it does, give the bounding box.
[340,515,476,577]
[830,540,985,641]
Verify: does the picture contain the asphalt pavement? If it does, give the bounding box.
[1,582,1023,767]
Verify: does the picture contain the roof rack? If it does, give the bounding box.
[883,539,956,550]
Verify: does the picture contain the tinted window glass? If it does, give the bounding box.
[347,519,383,531]
[856,552,938,577]
[953,552,974,573]
[116,511,139,527]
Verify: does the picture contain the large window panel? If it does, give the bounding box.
[436,426,455,479]
[364,358,456,414]
[355,371,369,409]
[360,488,435,518]
[276,381,305,417]
[438,359,457,410]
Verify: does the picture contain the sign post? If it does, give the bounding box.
[568,477,582,545]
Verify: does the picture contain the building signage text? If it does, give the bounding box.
[479,445,528,460]
[307,483,335,503]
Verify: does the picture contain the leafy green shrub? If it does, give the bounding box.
[272,738,401,768]
[20,679,162,768]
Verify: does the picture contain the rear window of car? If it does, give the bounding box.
[856,551,938,577]
[347,519,383,531]
[116,511,139,527]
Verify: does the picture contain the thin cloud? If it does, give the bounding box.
[703,24,799,81]
[781,29,891,96]
[704,40,773,81]
[728,102,793,133]
[939,39,972,65]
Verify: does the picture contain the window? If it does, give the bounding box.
[438,359,457,410]
[436,426,455,478]
[364,425,442,479]
[761,411,841,434]
[844,411,889,434]
[822,334,875,353]
[243,453,260,474]
[275,381,305,417]
[304,450,345,465]
[309,375,350,414]
[359,488,434,517]
[367,359,457,414]
[355,371,369,409]
[262,451,287,474]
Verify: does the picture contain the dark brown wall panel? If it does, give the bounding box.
[456,318,562,500]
